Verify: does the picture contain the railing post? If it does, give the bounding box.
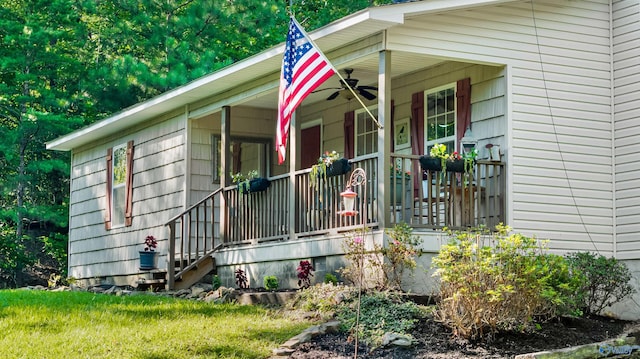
[167,221,176,290]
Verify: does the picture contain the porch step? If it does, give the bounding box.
[170,255,216,291]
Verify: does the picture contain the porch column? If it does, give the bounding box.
[288,111,299,240]
[220,106,231,242]
[378,50,392,229]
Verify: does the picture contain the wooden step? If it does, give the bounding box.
[170,255,215,291]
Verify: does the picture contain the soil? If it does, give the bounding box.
[289,314,638,359]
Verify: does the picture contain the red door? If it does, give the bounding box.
[301,125,321,169]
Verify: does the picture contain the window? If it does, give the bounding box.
[424,84,456,155]
[212,135,271,183]
[105,141,133,229]
[355,106,378,156]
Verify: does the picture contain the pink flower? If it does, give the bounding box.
[353,237,363,244]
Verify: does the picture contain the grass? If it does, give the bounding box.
[0,289,312,359]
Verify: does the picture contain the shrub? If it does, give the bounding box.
[212,275,222,290]
[324,273,338,285]
[339,224,422,290]
[263,275,279,291]
[382,222,422,290]
[336,291,425,349]
[432,225,581,339]
[286,283,357,320]
[296,260,314,288]
[235,268,248,289]
[566,252,636,315]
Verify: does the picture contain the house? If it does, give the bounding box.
[47,0,640,318]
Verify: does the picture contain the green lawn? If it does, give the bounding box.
[0,289,311,359]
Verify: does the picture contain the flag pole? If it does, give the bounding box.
[291,16,383,130]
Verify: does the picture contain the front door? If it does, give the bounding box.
[301,125,321,169]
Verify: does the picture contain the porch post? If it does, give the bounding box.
[288,111,299,240]
[220,106,231,242]
[378,50,392,229]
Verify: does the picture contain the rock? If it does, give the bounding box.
[272,347,295,356]
[193,283,213,292]
[190,286,206,297]
[382,332,413,348]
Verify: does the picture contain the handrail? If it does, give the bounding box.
[165,187,224,290]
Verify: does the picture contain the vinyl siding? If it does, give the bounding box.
[68,114,186,280]
[613,0,640,259]
[388,0,614,254]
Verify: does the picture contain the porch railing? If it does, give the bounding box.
[389,153,505,230]
[165,153,505,288]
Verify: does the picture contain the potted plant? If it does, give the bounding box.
[139,235,158,270]
[309,150,351,189]
[390,164,411,205]
[231,170,270,194]
[447,151,464,172]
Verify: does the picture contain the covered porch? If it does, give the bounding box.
[166,152,505,289]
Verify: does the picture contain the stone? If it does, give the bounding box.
[381,332,413,348]
[271,347,295,356]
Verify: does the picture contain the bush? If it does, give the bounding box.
[336,291,425,348]
[263,275,278,291]
[566,252,636,315]
[432,225,582,339]
[286,283,357,320]
[212,275,221,290]
[324,273,338,285]
[382,222,422,290]
[296,260,314,288]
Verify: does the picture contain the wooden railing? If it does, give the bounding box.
[165,154,505,288]
[389,153,505,230]
[165,188,223,290]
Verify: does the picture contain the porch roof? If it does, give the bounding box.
[46,0,516,152]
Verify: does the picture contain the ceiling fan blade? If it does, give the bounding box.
[359,89,377,101]
[326,91,340,100]
[358,85,378,91]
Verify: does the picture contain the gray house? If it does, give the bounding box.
[47,0,640,318]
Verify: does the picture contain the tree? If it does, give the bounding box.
[0,0,86,285]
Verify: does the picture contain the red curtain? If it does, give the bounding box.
[411,92,425,197]
[456,78,471,152]
[344,111,354,159]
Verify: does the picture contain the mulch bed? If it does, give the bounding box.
[289,315,636,359]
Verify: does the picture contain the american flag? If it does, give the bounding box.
[277,18,336,164]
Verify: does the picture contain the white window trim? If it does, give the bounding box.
[111,143,127,228]
[424,82,457,153]
[355,105,378,157]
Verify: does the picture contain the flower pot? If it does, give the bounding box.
[419,156,442,172]
[446,159,465,172]
[139,251,158,270]
[390,176,409,205]
[238,178,271,194]
[325,158,351,177]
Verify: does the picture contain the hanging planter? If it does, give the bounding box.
[419,156,442,172]
[310,151,351,190]
[446,159,465,172]
[325,158,351,177]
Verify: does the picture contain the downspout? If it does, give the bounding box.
[609,0,617,258]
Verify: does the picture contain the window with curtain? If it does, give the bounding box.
[424,83,456,155]
[355,106,378,157]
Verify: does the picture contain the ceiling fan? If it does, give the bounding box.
[314,68,378,101]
